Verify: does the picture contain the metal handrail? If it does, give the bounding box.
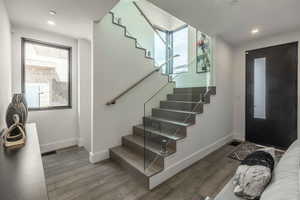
[106,55,180,106]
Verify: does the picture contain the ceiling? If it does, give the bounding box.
[148,0,300,46]
[5,0,300,46]
[4,0,119,40]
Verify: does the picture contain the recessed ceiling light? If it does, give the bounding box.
[251,28,259,34]
[47,20,56,26]
[49,10,56,16]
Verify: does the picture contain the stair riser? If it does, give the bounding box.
[143,117,187,136]
[110,150,149,187]
[160,101,203,113]
[122,137,164,169]
[173,87,216,95]
[152,109,196,124]
[167,94,202,102]
[133,127,177,151]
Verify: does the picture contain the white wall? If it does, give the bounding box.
[78,39,92,152]
[0,0,12,130]
[91,13,171,162]
[11,26,79,153]
[232,30,300,141]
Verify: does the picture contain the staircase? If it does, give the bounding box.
[104,0,217,189]
[110,87,216,188]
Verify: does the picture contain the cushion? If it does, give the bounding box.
[232,149,275,199]
[260,140,300,200]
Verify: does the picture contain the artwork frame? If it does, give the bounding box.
[196,31,212,73]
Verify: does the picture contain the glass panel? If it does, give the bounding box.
[24,41,70,109]
[154,30,167,66]
[143,26,215,171]
[173,27,188,73]
[143,55,216,170]
[254,57,266,119]
[111,0,155,59]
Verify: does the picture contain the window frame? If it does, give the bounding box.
[154,25,189,75]
[21,37,72,111]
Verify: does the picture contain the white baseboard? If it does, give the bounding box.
[149,134,233,190]
[89,150,109,163]
[40,138,78,154]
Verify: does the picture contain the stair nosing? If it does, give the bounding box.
[153,108,198,115]
[134,125,183,141]
[168,93,203,96]
[144,116,191,127]
[161,100,203,104]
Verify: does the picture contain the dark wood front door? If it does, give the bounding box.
[246,42,298,149]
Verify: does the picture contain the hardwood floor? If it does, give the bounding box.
[43,144,240,200]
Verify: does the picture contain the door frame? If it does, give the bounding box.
[245,41,298,149]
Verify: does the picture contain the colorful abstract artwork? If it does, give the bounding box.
[196,32,212,73]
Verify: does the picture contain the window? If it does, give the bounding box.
[154,30,167,66]
[172,26,188,73]
[22,38,72,110]
[253,57,266,119]
[154,29,167,73]
[154,26,189,75]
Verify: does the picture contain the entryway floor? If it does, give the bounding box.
[43,144,240,200]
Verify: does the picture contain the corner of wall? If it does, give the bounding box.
[0,0,12,130]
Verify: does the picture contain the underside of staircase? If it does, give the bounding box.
[110,87,216,189]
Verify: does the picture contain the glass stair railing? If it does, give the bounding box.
[111,0,170,64]
[143,39,215,172]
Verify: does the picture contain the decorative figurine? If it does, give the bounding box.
[1,93,28,149]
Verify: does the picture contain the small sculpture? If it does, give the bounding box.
[6,94,28,128]
[1,94,28,149]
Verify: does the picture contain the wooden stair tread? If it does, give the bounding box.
[173,86,216,93]
[161,100,203,104]
[123,135,175,157]
[144,116,191,127]
[135,125,183,141]
[110,146,162,177]
[169,93,202,96]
